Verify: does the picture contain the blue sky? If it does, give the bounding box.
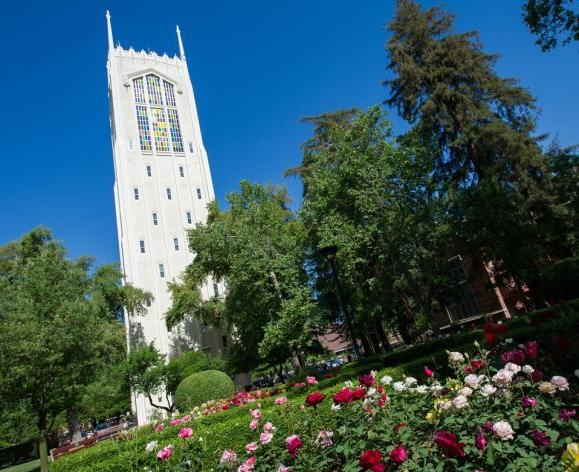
[0,0,576,265]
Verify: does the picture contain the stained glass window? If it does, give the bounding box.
[146,75,163,105]
[133,77,146,104]
[167,109,184,152]
[163,81,177,107]
[135,106,152,151]
[151,107,170,152]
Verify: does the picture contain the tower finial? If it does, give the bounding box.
[176,25,186,60]
[106,10,114,51]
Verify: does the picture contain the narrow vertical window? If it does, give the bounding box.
[133,188,139,200]
[213,283,219,297]
[159,263,165,278]
[139,240,146,254]
[146,75,163,105]
[173,237,179,251]
[196,188,202,199]
[166,188,172,200]
[146,165,152,177]
[188,142,194,153]
[186,211,192,224]
[163,81,177,107]
[135,105,152,151]
[146,299,151,307]
[152,212,158,226]
[151,107,170,152]
[179,166,184,177]
[167,109,183,152]
[133,77,146,104]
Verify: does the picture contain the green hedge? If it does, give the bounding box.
[50,301,578,471]
[174,370,234,412]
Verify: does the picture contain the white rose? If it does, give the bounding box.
[493,420,515,440]
[492,369,513,387]
[550,376,569,391]
[448,352,465,364]
[331,403,341,411]
[145,440,158,453]
[464,374,482,388]
[574,369,579,379]
[505,338,513,344]
[505,363,521,374]
[459,387,473,397]
[404,376,418,387]
[380,375,393,385]
[367,387,377,397]
[451,395,469,409]
[522,365,534,374]
[440,400,453,411]
[416,385,429,394]
[393,381,406,392]
[344,380,353,388]
[430,383,443,393]
[480,384,497,397]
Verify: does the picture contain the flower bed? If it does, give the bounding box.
[50,306,578,471]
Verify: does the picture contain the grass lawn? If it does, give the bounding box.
[1,459,40,472]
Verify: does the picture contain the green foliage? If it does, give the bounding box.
[523,0,579,50]
[174,370,234,412]
[541,257,579,302]
[167,181,322,372]
[166,350,225,394]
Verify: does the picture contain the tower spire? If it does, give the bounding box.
[176,25,186,60]
[106,10,114,51]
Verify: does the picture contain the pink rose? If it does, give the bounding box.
[238,456,257,472]
[250,409,261,419]
[278,466,290,472]
[550,376,569,391]
[245,441,259,454]
[169,418,181,426]
[156,445,173,461]
[260,432,273,444]
[493,421,515,440]
[389,445,408,463]
[155,423,165,432]
[263,421,274,432]
[178,427,193,439]
[306,376,318,385]
[275,396,288,405]
[220,449,237,464]
[249,418,259,430]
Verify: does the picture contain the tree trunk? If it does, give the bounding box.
[369,332,383,354]
[67,406,81,445]
[359,332,374,357]
[375,320,393,352]
[38,412,49,472]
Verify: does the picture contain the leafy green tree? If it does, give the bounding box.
[384,0,574,303]
[166,182,322,372]
[523,0,579,51]
[0,228,150,472]
[297,107,452,347]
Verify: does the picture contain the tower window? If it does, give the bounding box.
[213,283,219,297]
[188,142,194,153]
[166,188,172,200]
[167,109,184,152]
[152,212,158,225]
[186,211,192,224]
[159,263,165,278]
[146,299,151,307]
[146,75,163,105]
[139,240,145,254]
[179,166,184,177]
[133,188,139,200]
[146,165,152,177]
[196,188,202,199]
[135,105,152,152]
[173,237,179,251]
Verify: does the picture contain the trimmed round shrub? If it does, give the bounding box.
[541,257,579,302]
[174,370,234,412]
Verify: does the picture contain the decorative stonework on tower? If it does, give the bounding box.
[105,11,224,425]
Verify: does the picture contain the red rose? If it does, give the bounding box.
[222,404,230,411]
[485,332,496,344]
[286,435,304,458]
[351,386,366,401]
[389,445,408,463]
[359,450,382,469]
[502,349,525,365]
[371,464,386,472]
[475,432,487,451]
[464,359,485,373]
[359,374,375,387]
[424,366,434,377]
[305,391,325,407]
[333,387,353,404]
[531,369,544,383]
[434,430,465,458]
[524,341,538,359]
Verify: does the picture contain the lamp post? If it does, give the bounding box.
[318,245,361,360]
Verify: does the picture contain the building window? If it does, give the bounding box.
[166,188,172,200]
[179,166,184,177]
[188,142,194,153]
[128,138,134,151]
[146,165,152,177]
[213,283,219,297]
[151,107,170,152]
[152,212,158,225]
[196,188,202,199]
[186,211,192,224]
[159,263,165,278]
[133,77,146,104]
[167,109,183,152]
[146,299,151,307]
[139,239,146,254]
[133,188,139,200]
[146,75,163,105]
[173,237,179,251]
[135,105,152,151]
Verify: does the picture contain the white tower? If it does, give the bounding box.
[105,11,224,425]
